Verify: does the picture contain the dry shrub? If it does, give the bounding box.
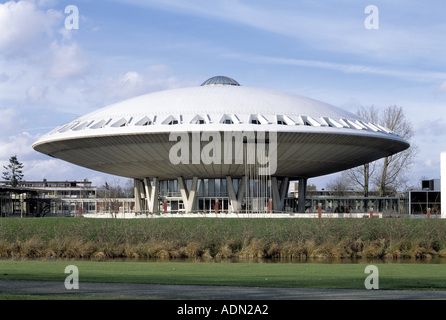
[278,241,312,259]
[215,243,235,259]
[215,238,242,259]
[384,249,403,260]
[13,236,47,258]
[0,239,12,258]
[279,241,302,259]
[91,251,106,261]
[157,249,172,259]
[184,241,204,259]
[303,240,318,258]
[438,248,446,258]
[143,240,181,259]
[266,242,281,258]
[48,237,96,258]
[362,239,387,258]
[239,238,267,259]
[335,238,365,259]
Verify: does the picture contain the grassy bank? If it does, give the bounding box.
[1,260,446,291]
[1,217,446,261]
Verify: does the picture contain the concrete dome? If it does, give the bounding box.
[33,77,410,180]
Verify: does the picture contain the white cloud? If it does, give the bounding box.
[45,42,91,80]
[116,0,446,63]
[225,53,446,84]
[83,65,195,107]
[414,119,446,138]
[0,0,61,52]
[24,158,73,180]
[26,84,49,104]
[0,132,37,161]
[435,82,446,94]
[0,108,20,133]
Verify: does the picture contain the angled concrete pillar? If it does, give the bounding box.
[226,175,246,213]
[178,176,198,213]
[271,177,289,212]
[143,177,159,213]
[297,178,308,213]
[134,179,145,212]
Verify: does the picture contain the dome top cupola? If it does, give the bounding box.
[201,76,240,86]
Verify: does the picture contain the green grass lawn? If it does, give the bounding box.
[0,260,445,291]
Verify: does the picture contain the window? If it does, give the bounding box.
[111,118,127,127]
[135,116,152,126]
[90,119,107,129]
[190,114,208,124]
[162,115,180,125]
[276,115,292,125]
[220,114,238,124]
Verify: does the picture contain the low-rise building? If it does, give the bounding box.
[0,179,135,217]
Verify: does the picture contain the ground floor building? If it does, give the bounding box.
[0,178,440,217]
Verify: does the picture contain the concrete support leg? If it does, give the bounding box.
[271,177,289,212]
[134,179,145,212]
[143,177,159,213]
[178,176,198,213]
[297,178,308,213]
[226,176,246,213]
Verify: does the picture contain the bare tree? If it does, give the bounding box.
[97,178,124,216]
[326,175,354,213]
[345,105,416,197]
[344,106,379,197]
[344,162,376,197]
[374,105,417,196]
[326,175,352,197]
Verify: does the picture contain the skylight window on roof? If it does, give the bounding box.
[302,116,321,127]
[162,115,180,125]
[190,114,208,124]
[90,119,107,129]
[220,114,238,124]
[344,119,363,130]
[276,115,290,125]
[56,124,69,133]
[111,118,127,128]
[323,117,344,128]
[338,118,350,128]
[359,121,380,132]
[135,116,152,126]
[73,121,89,131]
[59,121,79,133]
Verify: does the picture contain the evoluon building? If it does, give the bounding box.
[33,76,410,214]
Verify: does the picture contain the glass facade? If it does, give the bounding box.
[157,178,274,213]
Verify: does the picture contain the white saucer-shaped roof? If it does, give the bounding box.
[33,76,410,180]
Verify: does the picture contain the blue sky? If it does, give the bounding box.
[0,0,445,189]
